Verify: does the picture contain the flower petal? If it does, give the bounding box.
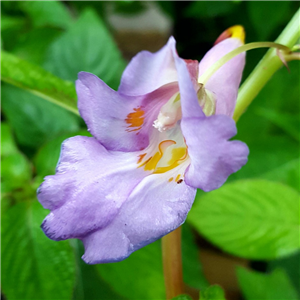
[172,48,205,119]
[198,38,245,117]
[38,136,147,240]
[181,115,249,192]
[118,37,178,96]
[82,165,196,263]
[77,72,177,152]
[38,135,196,264]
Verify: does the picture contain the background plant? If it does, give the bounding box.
[1,1,299,300]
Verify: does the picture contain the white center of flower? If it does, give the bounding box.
[153,92,182,132]
[153,85,216,132]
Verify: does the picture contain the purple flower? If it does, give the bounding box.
[38,26,249,264]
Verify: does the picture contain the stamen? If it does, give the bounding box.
[197,84,216,116]
[153,93,182,132]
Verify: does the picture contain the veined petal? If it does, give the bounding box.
[38,135,196,264]
[77,72,177,152]
[181,115,249,192]
[198,38,245,117]
[82,164,196,264]
[118,37,178,96]
[38,136,147,240]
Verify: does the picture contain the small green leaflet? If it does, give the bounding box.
[200,285,226,300]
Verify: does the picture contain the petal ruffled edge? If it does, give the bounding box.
[38,135,147,241]
[181,114,249,192]
[81,164,196,264]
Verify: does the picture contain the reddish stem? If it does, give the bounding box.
[162,226,184,300]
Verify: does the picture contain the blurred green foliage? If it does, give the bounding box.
[1,1,299,300]
[43,8,126,89]
[200,285,226,300]
[237,267,298,300]
[172,295,193,300]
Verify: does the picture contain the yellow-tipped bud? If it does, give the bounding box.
[214,25,245,45]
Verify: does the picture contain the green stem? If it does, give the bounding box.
[162,227,184,300]
[233,8,300,122]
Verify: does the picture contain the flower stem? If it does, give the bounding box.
[233,8,300,121]
[162,227,184,300]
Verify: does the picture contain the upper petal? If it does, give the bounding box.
[181,114,249,192]
[198,38,245,117]
[38,135,147,240]
[77,72,177,152]
[118,37,178,96]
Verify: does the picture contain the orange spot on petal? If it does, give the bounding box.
[137,153,146,164]
[168,177,173,182]
[125,108,145,132]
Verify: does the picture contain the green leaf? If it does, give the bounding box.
[96,240,165,300]
[188,180,300,260]
[237,267,298,300]
[268,251,300,296]
[171,295,193,300]
[1,51,78,114]
[185,1,237,18]
[1,200,76,300]
[200,285,226,300]
[34,130,91,178]
[157,1,176,19]
[236,61,299,144]
[112,1,147,15]
[2,85,80,148]
[1,122,18,156]
[229,136,299,182]
[1,15,26,31]
[248,1,291,40]
[12,27,62,65]
[261,158,300,192]
[1,122,32,193]
[1,152,32,193]
[43,8,126,89]
[72,240,126,300]
[19,0,73,29]
[256,108,299,141]
[182,223,209,289]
